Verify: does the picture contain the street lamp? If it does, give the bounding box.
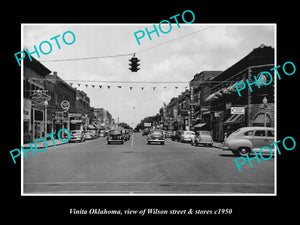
[44,100,48,139]
[262,96,268,127]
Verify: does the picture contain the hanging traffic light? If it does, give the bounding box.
[129,54,140,72]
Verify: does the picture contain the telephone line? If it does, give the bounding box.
[40,26,214,63]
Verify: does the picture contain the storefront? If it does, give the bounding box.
[23,98,31,143]
[205,45,275,142]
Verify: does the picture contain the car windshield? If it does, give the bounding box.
[200,131,210,135]
[185,131,195,135]
[71,130,81,134]
[109,130,122,135]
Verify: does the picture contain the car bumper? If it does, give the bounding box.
[148,139,164,142]
[182,138,192,142]
[198,141,213,144]
[108,139,123,142]
[222,146,230,151]
[70,137,82,142]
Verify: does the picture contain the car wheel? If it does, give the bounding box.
[238,147,251,156]
[107,141,110,145]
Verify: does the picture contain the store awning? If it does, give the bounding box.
[193,123,207,128]
[253,113,271,123]
[223,78,246,94]
[224,114,243,125]
[205,93,218,101]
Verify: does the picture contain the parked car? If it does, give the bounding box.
[70,130,85,142]
[147,129,165,145]
[191,130,213,147]
[180,131,195,143]
[222,127,275,156]
[107,129,124,144]
[85,130,96,140]
[171,130,183,141]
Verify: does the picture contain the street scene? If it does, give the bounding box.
[22,24,275,194]
[24,133,274,194]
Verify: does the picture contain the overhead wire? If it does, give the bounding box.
[40,25,215,63]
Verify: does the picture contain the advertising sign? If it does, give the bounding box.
[231,107,245,115]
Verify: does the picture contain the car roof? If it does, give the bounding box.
[238,127,274,131]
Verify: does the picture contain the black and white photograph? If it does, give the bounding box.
[21,24,276,195]
[4,4,298,220]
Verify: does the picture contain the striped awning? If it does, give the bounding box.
[224,114,243,125]
[253,113,271,123]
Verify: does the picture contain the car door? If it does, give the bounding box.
[252,129,268,151]
[266,129,275,149]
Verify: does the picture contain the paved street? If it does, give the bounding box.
[24,133,274,194]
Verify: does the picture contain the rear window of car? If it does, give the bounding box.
[200,131,210,135]
[151,131,163,135]
[110,130,122,135]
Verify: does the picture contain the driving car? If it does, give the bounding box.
[191,130,213,147]
[107,129,124,144]
[180,131,195,143]
[70,130,85,142]
[171,130,183,141]
[222,127,275,156]
[165,130,173,139]
[147,129,165,145]
[142,128,150,136]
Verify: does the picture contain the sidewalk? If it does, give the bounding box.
[212,142,223,149]
[23,138,69,149]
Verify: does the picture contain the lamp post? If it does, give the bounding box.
[262,96,268,127]
[44,100,48,139]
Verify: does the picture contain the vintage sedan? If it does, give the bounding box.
[180,131,195,143]
[107,129,124,144]
[191,130,213,147]
[85,130,96,140]
[70,130,85,142]
[147,129,165,145]
[222,127,275,156]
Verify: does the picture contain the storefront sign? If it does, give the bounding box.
[231,107,245,115]
[24,98,31,120]
[30,91,51,104]
[61,100,70,112]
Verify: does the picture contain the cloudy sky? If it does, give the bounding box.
[23,23,275,127]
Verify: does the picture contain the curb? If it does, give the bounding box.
[22,141,70,149]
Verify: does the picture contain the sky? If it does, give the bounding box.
[22,23,275,128]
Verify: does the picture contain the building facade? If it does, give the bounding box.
[206,44,274,141]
